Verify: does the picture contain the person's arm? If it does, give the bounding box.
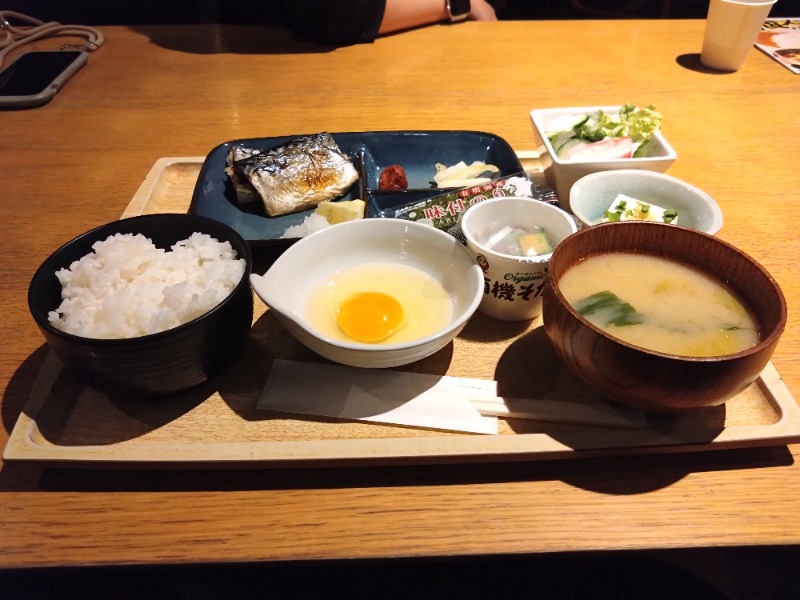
[273,0,496,46]
[379,0,497,34]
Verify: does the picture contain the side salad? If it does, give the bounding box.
[546,104,663,161]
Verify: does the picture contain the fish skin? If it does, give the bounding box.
[227,146,262,164]
[231,133,359,217]
[225,146,263,204]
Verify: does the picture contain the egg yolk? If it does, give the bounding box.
[336,292,403,343]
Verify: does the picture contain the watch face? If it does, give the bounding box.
[449,0,471,18]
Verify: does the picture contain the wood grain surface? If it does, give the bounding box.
[1,20,799,568]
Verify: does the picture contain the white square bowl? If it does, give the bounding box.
[530,105,677,208]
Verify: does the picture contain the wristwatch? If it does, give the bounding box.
[446,0,471,22]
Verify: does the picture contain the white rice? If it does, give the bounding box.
[48,232,246,339]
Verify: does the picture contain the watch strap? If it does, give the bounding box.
[446,0,470,22]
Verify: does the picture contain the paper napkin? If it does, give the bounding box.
[258,359,498,434]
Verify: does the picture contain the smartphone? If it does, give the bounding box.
[0,50,88,109]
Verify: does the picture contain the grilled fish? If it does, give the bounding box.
[226,133,359,217]
[225,146,263,204]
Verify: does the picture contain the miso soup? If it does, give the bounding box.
[558,252,759,357]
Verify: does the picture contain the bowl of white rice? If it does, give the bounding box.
[28,213,253,397]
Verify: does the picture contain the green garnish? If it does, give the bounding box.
[575,291,643,327]
[663,209,678,224]
[559,103,663,158]
[604,199,626,222]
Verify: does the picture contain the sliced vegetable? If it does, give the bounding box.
[663,209,678,223]
[434,161,500,188]
[486,226,553,257]
[518,230,553,257]
[547,104,663,160]
[575,291,643,327]
[561,137,634,161]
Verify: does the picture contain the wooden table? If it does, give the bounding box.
[1,20,799,569]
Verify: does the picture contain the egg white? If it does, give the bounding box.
[304,263,453,345]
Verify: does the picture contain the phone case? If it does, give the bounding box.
[0,51,88,109]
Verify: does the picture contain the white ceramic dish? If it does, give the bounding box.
[250,218,483,368]
[569,169,723,235]
[530,105,677,207]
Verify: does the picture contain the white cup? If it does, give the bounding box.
[460,197,578,321]
[700,0,778,71]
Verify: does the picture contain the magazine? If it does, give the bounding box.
[755,18,800,73]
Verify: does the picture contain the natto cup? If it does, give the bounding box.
[460,197,578,321]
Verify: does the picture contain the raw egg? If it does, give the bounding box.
[336,292,403,343]
[305,263,452,345]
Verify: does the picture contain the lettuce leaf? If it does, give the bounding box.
[550,104,663,158]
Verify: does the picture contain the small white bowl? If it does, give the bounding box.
[530,105,677,207]
[250,219,483,368]
[569,169,723,235]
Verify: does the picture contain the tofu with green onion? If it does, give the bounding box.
[602,194,678,224]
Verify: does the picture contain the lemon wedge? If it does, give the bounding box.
[315,200,366,224]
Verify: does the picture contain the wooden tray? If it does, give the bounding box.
[5,157,800,468]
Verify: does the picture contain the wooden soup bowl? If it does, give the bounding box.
[542,221,786,412]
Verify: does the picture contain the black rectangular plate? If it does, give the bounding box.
[189,130,524,247]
